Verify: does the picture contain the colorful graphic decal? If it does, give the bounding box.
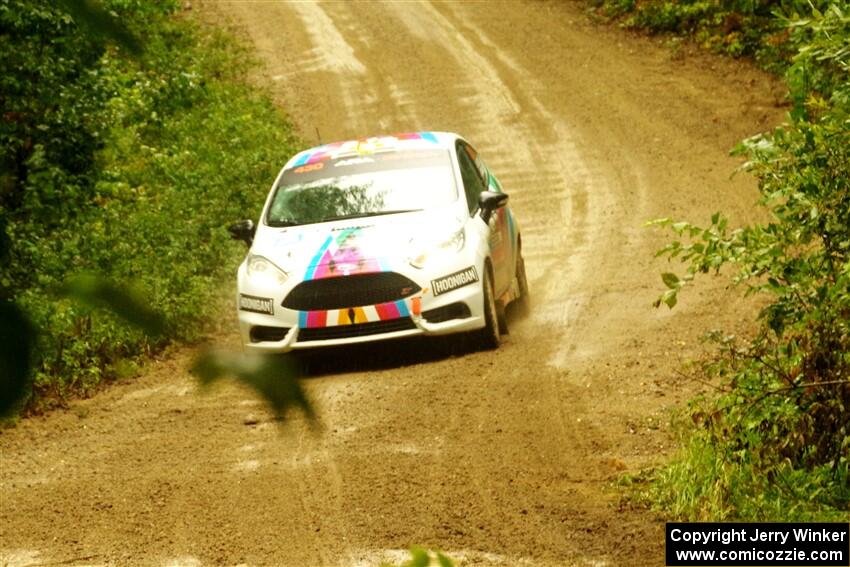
[488,170,503,193]
[289,132,439,168]
[395,132,439,143]
[304,227,383,280]
[298,297,422,329]
[296,226,422,329]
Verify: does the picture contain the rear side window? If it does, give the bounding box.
[456,142,487,214]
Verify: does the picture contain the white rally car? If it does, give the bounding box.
[228,131,528,353]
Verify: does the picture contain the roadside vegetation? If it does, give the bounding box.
[589,0,833,71]
[592,1,849,520]
[1,0,299,415]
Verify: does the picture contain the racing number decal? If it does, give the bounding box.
[293,162,324,174]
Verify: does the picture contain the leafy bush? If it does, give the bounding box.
[645,4,849,520]
[589,0,838,69]
[1,0,299,411]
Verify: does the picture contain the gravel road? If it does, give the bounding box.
[0,1,785,565]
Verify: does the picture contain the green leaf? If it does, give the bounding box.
[61,274,166,337]
[406,547,431,567]
[662,288,678,309]
[191,350,314,422]
[661,272,680,289]
[643,217,670,227]
[0,302,35,418]
[0,217,10,265]
[57,0,142,55]
[436,552,455,567]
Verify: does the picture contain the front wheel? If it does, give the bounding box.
[477,267,501,350]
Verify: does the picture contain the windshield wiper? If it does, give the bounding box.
[267,220,304,228]
[318,209,422,222]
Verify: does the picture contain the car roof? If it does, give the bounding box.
[284,131,460,170]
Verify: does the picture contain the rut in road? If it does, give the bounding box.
[0,1,784,566]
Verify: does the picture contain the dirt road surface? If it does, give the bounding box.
[1,2,785,565]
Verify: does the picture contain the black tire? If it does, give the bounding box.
[478,267,501,349]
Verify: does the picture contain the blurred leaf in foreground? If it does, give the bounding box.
[192,350,314,423]
[62,274,166,337]
[381,548,455,567]
[0,302,35,418]
[57,0,142,55]
[0,217,10,265]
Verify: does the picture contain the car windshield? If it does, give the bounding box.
[266,149,457,226]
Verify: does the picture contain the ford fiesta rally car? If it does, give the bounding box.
[228,131,528,353]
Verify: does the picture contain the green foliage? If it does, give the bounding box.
[644,6,850,520]
[783,3,850,110]
[1,0,299,411]
[589,0,840,69]
[627,427,849,521]
[381,548,455,567]
[1,0,107,219]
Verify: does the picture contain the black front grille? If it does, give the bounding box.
[250,326,290,343]
[297,318,417,342]
[422,302,471,323]
[283,272,420,311]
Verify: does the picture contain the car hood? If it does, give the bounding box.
[251,207,465,279]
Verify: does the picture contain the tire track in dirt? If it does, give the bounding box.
[0,1,786,566]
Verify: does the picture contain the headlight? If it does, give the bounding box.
[246,254,288,286]
[408,227,465,269]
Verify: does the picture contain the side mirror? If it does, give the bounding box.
[228,219,255,246]
[478,191,509,224]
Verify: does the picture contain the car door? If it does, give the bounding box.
[456,141,512,296]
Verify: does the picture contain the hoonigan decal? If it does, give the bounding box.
[239,294,274,315]
[431,266,479,296]
[298,297,422,328]
[289,132,439,168]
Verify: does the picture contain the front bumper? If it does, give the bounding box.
[237,267,486,354]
